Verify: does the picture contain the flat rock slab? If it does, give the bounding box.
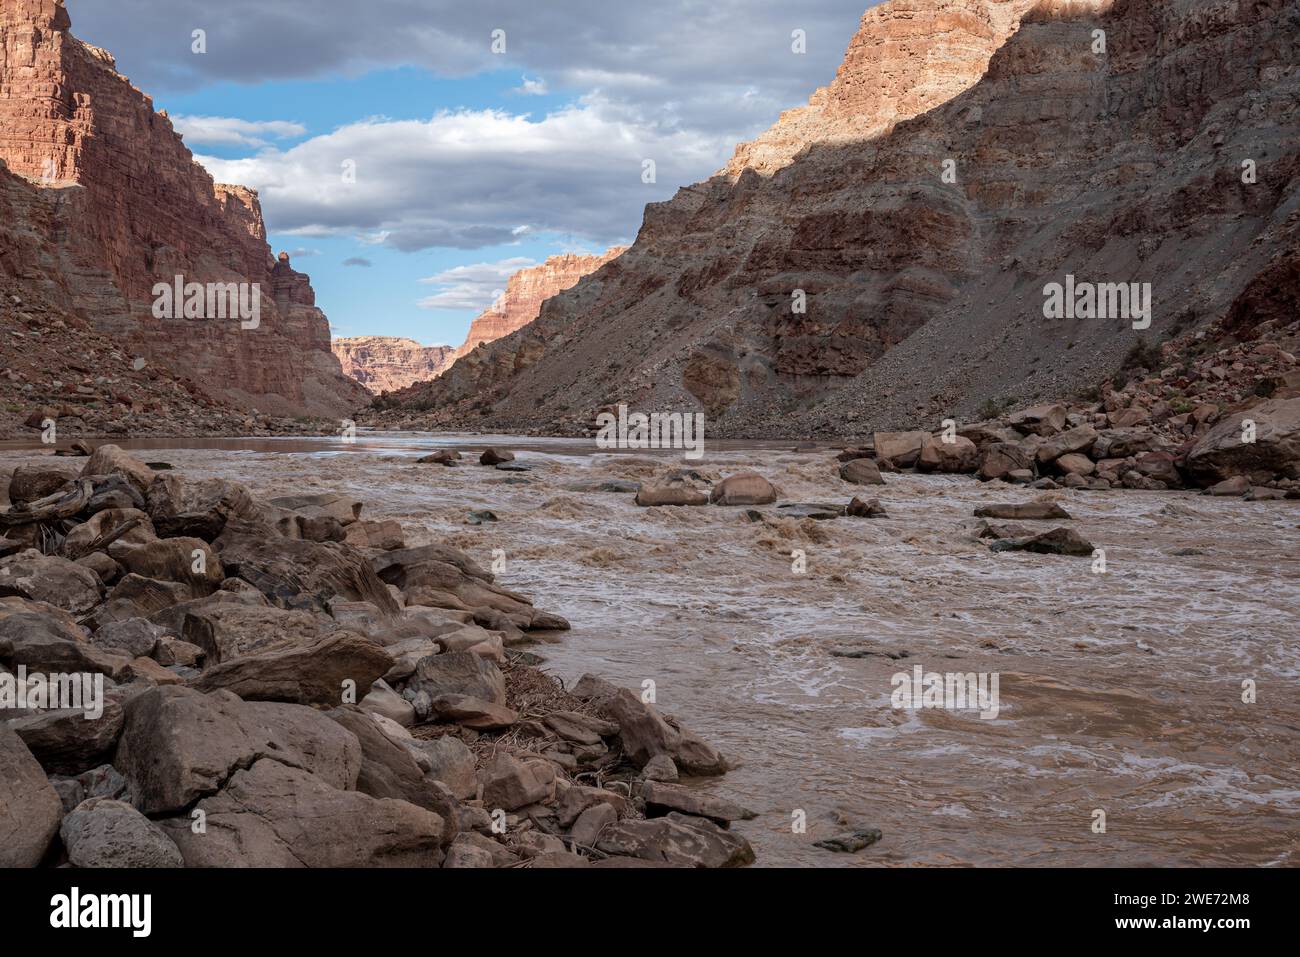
[989,527,1095,557]
[596,814,754,868]
[641,781,757,826]
[814,828,883,853]
[974,502,1072,520]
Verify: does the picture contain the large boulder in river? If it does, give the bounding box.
[977,442,1036,481]
[709,472,777,506]
[872,431,927,468]
[0,724,63,866]
[159,758,446,867]
[839,459,884,485]
[635,486,709,506]
[1034,425,1098,464]
[917,435,979,473]
[1185,397,1300,483]
[115,686,362,815]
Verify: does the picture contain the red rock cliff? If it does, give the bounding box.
[332,337,455,395]
[0,0,367,419]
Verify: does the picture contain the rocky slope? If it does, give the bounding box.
[332,337,456,395]
[0,0,367,431]
[373,0,1300,441]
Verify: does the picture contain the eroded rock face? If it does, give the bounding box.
[0,2,366,419]
[1186,397,1300,483]
[332,338,456,395]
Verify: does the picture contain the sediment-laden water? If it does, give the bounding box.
[5,434,1298,867]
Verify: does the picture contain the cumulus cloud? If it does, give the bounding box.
[195,99,729,252]
[515,75,548,96]
[417,257,536,311]
[171,115,306,148]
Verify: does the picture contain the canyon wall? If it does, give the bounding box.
[0,0,367,422]
[332,337,455,395]
[379,0,1300,437]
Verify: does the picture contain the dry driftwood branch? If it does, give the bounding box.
[0,480,92,528]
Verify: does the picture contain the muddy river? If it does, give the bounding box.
[5,433,1298,867]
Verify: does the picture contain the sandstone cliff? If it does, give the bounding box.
[0,0,367,426]
[377,0,1300,438]
[332,337,455,394]
[450,248,628,362]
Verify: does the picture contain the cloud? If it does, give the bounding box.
[514,75,547,96]
[416,256,536,311]
[171,115,306,148]
[66,0,871,138]
[194,99,730,252]
[342,256,373,267]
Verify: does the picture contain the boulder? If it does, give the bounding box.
[635,486,709,507]
[0,610,129,678]
[115,537,224,591]
[147,474,261,540]
[557,784,631,826]
[328,707,457,832]
[9,698,125,776]
[479,448,515,466]
[839,459,884,486]
[81,445,155,494]
[418,450,461,466]
[60,797,183,868]
[183,603,338,663]
[6,464,76,505]
[0,553,102,615]
[190,631,393,706]
[1055,453,1096,476]
[1135,451,1182,487]
[596,814,754,868]
[1092,430,1161,460]
[640,781,757,826]
[407,651,506,710]
[1034,425,1098,464]
[0,724,63,866]
[978,441,1038,482]
[360,679,416,727]
[479,753,555,810]
[344,520,405,551]
[1008,404,1067,436]
[845,497,888,518]
[1206,475,1251,497]
[872,431,927,468]
[160,759,446,867]
[917,435,979,473]
[428,694,518,730]
[973,502,1072,521]
[571,803,619,848]
[605,688,727,775]
[1186,397,1300,483]
[989,527,1095,557]
[115,686,362,815]
[215,527,401,617]
[709,472,777,506]
[417,736,477,800]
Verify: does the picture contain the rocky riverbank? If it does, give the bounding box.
[1,445,755,868]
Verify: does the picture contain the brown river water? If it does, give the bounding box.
[4,433,1298,867]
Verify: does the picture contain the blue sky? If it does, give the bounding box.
[66,0,872,346]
